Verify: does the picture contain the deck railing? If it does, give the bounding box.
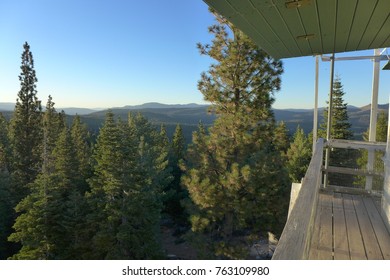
[323,139,386,194]
[272,138,324,259]
[272,138,389,259]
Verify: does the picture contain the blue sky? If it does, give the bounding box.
[1,0,389,109]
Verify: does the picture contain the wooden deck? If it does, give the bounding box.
[309,190,390,260]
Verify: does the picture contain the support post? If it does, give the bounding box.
[313,55,319,154]
[382,95,390,232]
[323,54,335,189]
[366,49,380,190]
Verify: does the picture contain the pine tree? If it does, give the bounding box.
[274,121,290,159]
[42,95,63,174]
[8,122,86,259]
[182,13,289,259]
[51,127,86,258]
[0,114,13,259]
[319,76,353,140]
[164,124,188,224]
[319,76,355,186]
[286,126,312,182]
[8,42,43,201]
[86,111,166,259]
[71,115,92,193]
[7,95,63,259]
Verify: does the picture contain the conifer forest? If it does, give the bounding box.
[0,16,385,260]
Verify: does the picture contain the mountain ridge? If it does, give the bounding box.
[1,102,388,140]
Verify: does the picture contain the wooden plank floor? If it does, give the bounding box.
[309,191,390,259]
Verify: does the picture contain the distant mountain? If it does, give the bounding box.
[274,103,388,138]
[0,102,98,115]
[119,102,206,110]
[0,102,15,112]
[359,104,389,111]
[59,108,98,115]
[1,102,388,141]
[86,105,214,126]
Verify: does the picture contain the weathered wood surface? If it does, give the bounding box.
[327,139,386,151]
[352,195,382,259]
[333,192,349,260]
[272,139,324,260]
[308,199,322,260]
[317,193,333,259]
[308,192,390,260]
[363,196,390,259]
[324,166,384,177]
[326,184,382,197]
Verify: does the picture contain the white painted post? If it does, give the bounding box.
[366,49,380,190]
[382,95,390,232]
[313,55,319,154]
[324,55,335,189]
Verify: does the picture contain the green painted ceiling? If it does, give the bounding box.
[203,0,390,59]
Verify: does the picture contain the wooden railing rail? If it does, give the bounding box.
[272,138,325,260]
[326,139,386,151]
[324,139,386,191]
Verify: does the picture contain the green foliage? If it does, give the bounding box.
[319,76,356,187]
[42,95,65,174]
[8,42,43,199]
[319,76,353,140]
[8,122,88,259]
[70,115,92,193]
[164,124,188,224]
[356,111,388,189]
[286,126,312,182]
[0,114,14,259]
[182,13,289,259]
[85,111,169,259]
[274,121,290,159]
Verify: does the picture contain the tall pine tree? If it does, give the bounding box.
[70,115,92,193]
[182,12,289,259]
[164,124,188,225]
[8,99,85,259]
[319,76,353,140]
[319,76,355,186]
[9,42,43,201]
[286,126,312,182]
[86,111,167,259]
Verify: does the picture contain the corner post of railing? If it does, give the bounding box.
[366,49,381,191]
[381,95,390,232]
[312,55,319,155]
[324,54,335,189]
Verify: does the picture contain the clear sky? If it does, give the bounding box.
[1,0,389,109]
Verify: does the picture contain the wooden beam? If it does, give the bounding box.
[324,166,384,177]
[366,49,381,190]
[272,139,324,259]
[313,55,319,154]
[363,197,390,259]
[326,184,382,197]
[382,95,390,233]
[343,194,367,259]
[326,139,386,151]
[324,55,336,189]
[333,192,350,259]
[352,195,383,259]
